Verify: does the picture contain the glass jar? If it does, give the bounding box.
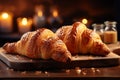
[104,21,118,44]
[92,23,104,41]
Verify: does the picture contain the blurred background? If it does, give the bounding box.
[0,0,120,46]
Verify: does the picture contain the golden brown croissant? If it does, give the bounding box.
[3,28,71,62]
[56,22,110,56]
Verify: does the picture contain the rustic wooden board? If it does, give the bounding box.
[0,48,119,71]
[107,42,120,55]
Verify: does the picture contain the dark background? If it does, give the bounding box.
[0,0,117,23]
[0,0,120,46]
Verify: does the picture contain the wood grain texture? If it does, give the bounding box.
[0,48,119,71]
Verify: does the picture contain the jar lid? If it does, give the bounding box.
[104,21,117,25]
[92,23,104,28]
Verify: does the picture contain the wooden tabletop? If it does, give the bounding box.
[0,60,120,79]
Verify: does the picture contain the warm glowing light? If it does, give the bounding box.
[0,12,13,33]
[17,17,32,33]
[22,18,27,25]
[37,11,43,17]
[52,10,58,17]
[82,18,88,24]
[1,12,9,19]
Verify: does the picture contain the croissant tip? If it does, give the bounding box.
[66,57,71,62]
[2,43,9,49]
[60,56,71,63]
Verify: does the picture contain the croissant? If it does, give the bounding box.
[2,28,71,62]
[56,22,110,56]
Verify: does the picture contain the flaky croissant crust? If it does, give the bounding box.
[56,22,110,56]
[3,28,71,62]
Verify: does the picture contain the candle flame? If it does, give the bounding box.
[53,10,58,17]
[37,11,43,17]
[82,18,88,24]
[1,12,9,19]
[22,18,27,25]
